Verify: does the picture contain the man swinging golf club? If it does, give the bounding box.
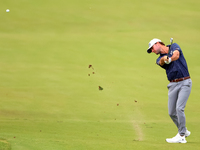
[147,38,192,143]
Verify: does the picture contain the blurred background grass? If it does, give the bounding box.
[0,0,200,149]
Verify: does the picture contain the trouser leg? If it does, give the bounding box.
[167,79,192,136]
[176,79,192,135]
[168,83,179,128]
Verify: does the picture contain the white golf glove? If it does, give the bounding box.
[164,57,171,64]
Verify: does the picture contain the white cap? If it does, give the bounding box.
[147,38,161,53]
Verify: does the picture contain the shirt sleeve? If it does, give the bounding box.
[156,56,167,69]
[172,43,182,53]
[156,57,161,65]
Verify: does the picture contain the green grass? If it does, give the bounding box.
[0,138,11,150]
[1,0,200,149]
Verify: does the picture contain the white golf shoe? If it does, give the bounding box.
[166,133,187,143]
[185,130,191,137]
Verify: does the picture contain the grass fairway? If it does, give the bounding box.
[1,0,200,149]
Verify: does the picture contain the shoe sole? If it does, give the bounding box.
[166,139,187,143]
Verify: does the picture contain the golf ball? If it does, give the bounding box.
[6,9,10,12]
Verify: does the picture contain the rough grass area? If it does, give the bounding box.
[0,139,11,150]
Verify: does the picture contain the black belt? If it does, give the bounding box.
[170,76,190,82]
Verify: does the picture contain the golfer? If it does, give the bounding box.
[147,38,192,143]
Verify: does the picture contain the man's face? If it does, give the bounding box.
[151,42,160,55]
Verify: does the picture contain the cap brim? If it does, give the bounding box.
[147,49,152,53]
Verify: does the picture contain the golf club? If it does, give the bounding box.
[167,38,173,59]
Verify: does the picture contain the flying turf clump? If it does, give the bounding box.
[99,86,103,90]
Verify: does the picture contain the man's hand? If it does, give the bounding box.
[164,56,171,64]
[159,50,180,66]
[160,56,171,66]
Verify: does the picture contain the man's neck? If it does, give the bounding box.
[160,46,169,54]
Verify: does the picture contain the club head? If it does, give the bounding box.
[170,38,173,43]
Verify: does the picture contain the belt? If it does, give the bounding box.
[170,76,190,82]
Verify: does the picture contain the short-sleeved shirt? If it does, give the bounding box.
[156,43,190,81]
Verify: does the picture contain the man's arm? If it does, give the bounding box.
[159,50,180,66]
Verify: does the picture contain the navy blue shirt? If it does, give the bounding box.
[156,43,190,81]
